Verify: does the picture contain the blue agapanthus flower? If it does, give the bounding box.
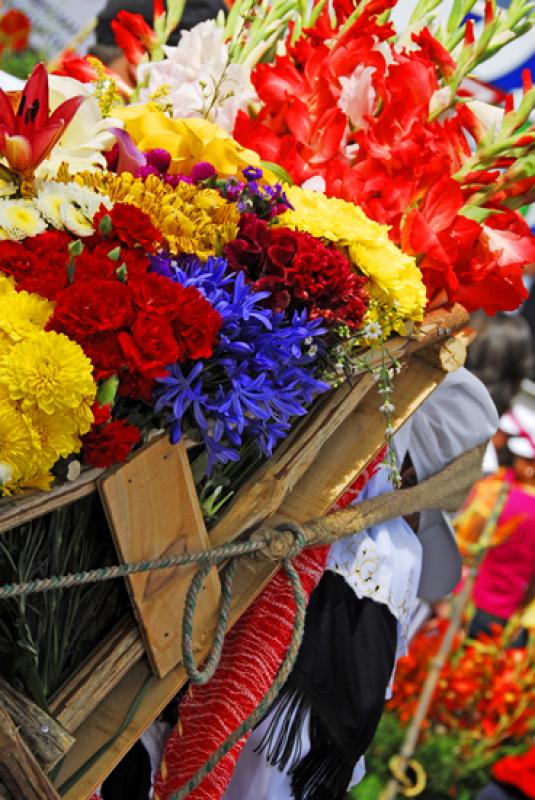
[152,254,329,473]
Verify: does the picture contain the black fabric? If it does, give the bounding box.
[101,739,151,800]
[97,0,227,46]
[257,570,398,800]
[476,780,530,800]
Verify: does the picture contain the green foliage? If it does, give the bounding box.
[351,713,527,800]
[0,50,41,80]
[0,496,129,708]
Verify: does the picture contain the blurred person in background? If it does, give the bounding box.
[466,312,535,416]
[91,0,227,81]
[456,423,535,648]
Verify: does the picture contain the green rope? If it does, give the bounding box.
[0,535,268,600]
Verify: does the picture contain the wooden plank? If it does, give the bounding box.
[100,436,221,679]
[49,616,145,735]
[54,559,276,800]
[0,678,75,771]
[0,705,61,800]
[0,468,103,534]
[277,359,446,521]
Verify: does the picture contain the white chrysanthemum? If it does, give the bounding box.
[137,20,257,132]
[0,200,47,240]
[66,183,111,219]
[60,203,94,237]
[36,75,124,179]
[35,184,65,229]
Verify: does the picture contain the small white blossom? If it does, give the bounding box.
[379,402,395,414]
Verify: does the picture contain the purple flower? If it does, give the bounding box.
[146,148,171,173]
[243,166,263,181]
[164,174,192,187]
[135,164,160,179]
[191,162,217,182]
[153,254,329,474]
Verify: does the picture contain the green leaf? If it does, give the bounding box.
[459,206,500,223]
[260,160,294,185]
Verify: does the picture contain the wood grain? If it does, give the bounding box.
[100,436,221,678]
[49,616,144,734]
[0,705,61,800]
[0,678,75,771]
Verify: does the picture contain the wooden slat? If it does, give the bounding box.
[0,469,103,534]
[49,617,144,735]
[0,678,75,771]
[277,359,446,520]
[100,436,221,679]
[0,705,61,800]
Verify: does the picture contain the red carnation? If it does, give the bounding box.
[48,279,135,340]
[0,231,71,299]
[81,331,127,381]
[83,419,141,468]
[224,215,368,328]
[172,285,223,361]
[93,203,162,252]
[119,313,181,378]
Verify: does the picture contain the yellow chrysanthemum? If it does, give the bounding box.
[0,274,14,295]
[24,408,81,467]
[0,331,96,415]
[0,399,38,485]
[67,398,95,436]
[0,291,54,353]
[67,172,239,258]
[114,105,261,178]
[281,187,426,327]
[0,200,47,241]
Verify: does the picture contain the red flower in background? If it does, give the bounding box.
[234,4,533,315]
[111,10,157,66]
[224,214,368,328]
[0,9,30,54]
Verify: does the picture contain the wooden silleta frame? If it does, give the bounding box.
[0,305,471,799]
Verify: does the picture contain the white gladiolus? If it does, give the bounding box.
[138,20,257,132]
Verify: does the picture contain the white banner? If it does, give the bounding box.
[2,0,107,58]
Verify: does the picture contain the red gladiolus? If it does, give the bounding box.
[0,9,30,54]
[0,63,84,178]
[112,10,158,66]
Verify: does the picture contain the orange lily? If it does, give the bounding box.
[0,63,84,178]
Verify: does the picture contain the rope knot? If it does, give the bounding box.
[250,521,306,562]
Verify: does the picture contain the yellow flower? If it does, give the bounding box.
[0,398,38,486]
[280,186,426,328]
[0,200,47,240]
[24,408,81,467]
[114,104,261,178]
[0,274,15,295]
[68,399,95,436]
[0,331,96,415]
[68,171,239,257]
[0,291,54,353]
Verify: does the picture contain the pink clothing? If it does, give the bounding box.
[473,471,535,619]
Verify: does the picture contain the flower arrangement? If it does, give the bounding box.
[1,1,535,499]
[355,619,535,799]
